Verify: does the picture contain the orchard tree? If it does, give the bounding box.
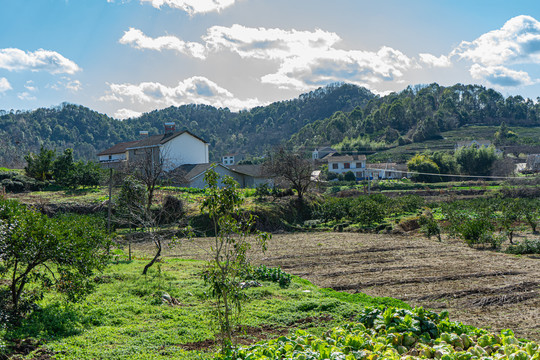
[0,200,110,324]
[200,170,269,353]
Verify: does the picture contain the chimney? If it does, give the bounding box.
[164,122,175,135]
[139,131,149,138]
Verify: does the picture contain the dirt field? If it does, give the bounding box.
[139,232,540,341]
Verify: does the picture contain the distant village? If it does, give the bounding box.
[97,122,540,189]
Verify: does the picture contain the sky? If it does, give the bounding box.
[2,1,540,119]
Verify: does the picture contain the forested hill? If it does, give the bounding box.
[289,83,540,152]
[0,83,374,167]
[2,82,540,168]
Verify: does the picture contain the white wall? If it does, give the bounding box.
[328,161,366,175]
[161,133,209,168]
[98,153,126,162]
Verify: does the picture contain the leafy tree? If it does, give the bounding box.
[430,151,458,177]
[24,146,55,181]
[419,212,442,242]
[0,200,110,323]
[519,199,539,233]
[494,121,518,145]
[52,148,75,186]
[498,200,523,244]
[455,145,499,176]
[70,160,104,188]
[200,170,269,353]
[407,154,441,182]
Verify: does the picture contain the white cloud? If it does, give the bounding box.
[0,77,11,93]
[100,76,264,111]
[419,53,452,68]
[47,77,82,92]
[0,48,80,74]
[24,80,37,92]
[469,64,534,87]
[64,78,82,92]
[140,0,236,15]
[453,15,540,66]
[204,25,413,90]
[119,28,206,59]
[17,92,36,101]
[114,108,142,120]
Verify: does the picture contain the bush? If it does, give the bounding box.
[0,200,111,324]
[158,195,185,225]
[505,238,540,255]
[343,171,356,182]
[0,172,45,193]
[458,216,495,247]
[418,213,441,241]
[255,183,270,199]
[351,199,385,225]
[244,265,291,288]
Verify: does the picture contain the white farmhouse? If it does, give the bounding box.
[327,154,367,179]
[97,123,209,170]
[221,153,245,166]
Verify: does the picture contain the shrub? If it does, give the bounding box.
[418,213,441,241]
[343,171,356,182]
[0,200,111,324]
[352,199,385,226]
[255,183,270,199]
[244,265,291,288]
[158,195,185,225]
[458,216,495,247]
[505,238,540,255]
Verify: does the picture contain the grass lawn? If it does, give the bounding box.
[1,258,406,359]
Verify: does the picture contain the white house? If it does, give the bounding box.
[312,147,336,160]
[526,154,540,172]
[97,123,209,170]
[97,140,139,169]
[327,154,367,179]
[171,163,272,189]
[222,153,245,166]
[365,163,410,179]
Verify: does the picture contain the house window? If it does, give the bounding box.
[356,162,363,168]
[108,155,112,160]
[332,163,338,170]
[344,163,350,169]
[356,172,362,178]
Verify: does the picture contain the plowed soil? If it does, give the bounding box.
[150,232,540,341]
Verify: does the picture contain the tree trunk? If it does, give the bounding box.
[142,240,161,275]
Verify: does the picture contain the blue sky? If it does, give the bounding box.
[1,0,540,118]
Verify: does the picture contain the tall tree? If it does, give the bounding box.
[263,147,314,200]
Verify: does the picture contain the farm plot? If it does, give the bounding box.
[160,232,540,341]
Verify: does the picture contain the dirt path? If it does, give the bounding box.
[145,232,540,341]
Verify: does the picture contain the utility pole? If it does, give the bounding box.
[108,167,113,234]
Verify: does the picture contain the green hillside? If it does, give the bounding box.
[0,84,374,167]
[2,82,540,169]
[289,83,540,154]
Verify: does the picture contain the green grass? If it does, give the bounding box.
[1,259,409,359]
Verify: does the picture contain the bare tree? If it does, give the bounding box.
[263,147,314,200]
[115,176,185,275]
[126,146,166,211]
[491,157,516,177]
